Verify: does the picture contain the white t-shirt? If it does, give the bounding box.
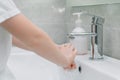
[0,0,20,79]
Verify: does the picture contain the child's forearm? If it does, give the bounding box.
[12,36,32,51]
[1,14,69,67]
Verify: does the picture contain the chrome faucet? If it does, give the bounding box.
[68,13,105,60]
[90,16,105,60]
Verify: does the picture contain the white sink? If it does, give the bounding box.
[7,48,120,80]
[7,53,60,80]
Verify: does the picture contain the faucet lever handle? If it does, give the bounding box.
[92,16,105,25]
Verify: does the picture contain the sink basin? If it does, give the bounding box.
[7,52,60,80]
[7,48,120,80]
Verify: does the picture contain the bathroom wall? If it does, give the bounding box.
[11,0,120,60]
[66,3,120,59]
[13,0,67,44]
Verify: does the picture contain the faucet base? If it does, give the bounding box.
[89,56,104,60]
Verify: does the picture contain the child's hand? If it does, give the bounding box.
[57,43,77,70]
[63,62,76,70]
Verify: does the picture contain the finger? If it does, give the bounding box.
[71,63,77,69]
[57,45,62,49]
[68,43,72,48]
[63,43,71,48]
[64,64,76,70]
[72,47,76,51]
[73,48,77,55]
[64,44,67,47]
[64,43,70,47]
[64,63,73,70]
[71,49,77,61]
[60,44,64,47]
[64,66,71,70]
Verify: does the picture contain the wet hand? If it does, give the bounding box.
[58,43,77,70]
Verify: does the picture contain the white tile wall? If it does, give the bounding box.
[66,3,120,59]
[13,0,67,44]
[12,0,120,59]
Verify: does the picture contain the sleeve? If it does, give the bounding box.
[0,0,20,23]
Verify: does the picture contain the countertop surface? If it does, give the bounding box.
[76,54,120,80]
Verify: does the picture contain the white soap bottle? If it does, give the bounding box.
[70,12,88,55]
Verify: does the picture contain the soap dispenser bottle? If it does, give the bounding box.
[70,12,88,55]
